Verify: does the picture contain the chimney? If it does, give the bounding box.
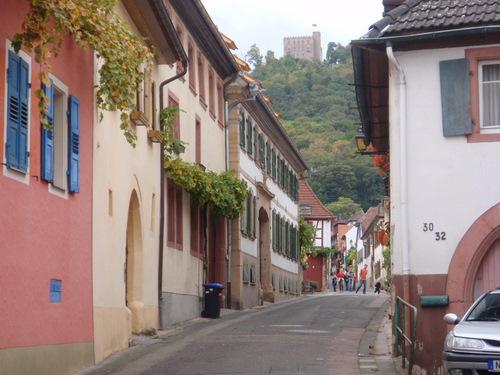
[383,0,405,14]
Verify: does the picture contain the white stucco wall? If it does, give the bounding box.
[390,45,500,276]
[239,147,301,274]
[93,3,161,304]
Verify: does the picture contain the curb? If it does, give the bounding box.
[358,295,407,374]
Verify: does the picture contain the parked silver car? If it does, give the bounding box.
[443,288,500,375]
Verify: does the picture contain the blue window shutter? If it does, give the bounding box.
[439,59,472,136]
[41,80,54,182]
[6,51,30,171]
[68,95,80,193]
[19,58,29,171]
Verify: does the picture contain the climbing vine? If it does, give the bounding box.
[13,0,154,144]
[299,218,316,270]
[161,107,247,220]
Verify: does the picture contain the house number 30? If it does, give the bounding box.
[423,223,446,241]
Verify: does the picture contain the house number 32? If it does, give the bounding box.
[423,223,446,241]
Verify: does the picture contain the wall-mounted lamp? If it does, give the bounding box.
[355,125,368,152]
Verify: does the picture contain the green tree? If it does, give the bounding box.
[325,197,362,220]
[325,42,352,65]
[246,43,263,69]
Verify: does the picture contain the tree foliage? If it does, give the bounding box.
[325,42,352,65]
[245,43,263,69]
[325,197,362,221]
[251,52,386,210]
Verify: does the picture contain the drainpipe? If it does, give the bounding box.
[386,42,410,297]
[158,59,188,329]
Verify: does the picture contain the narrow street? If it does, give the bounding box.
[77,293,400,375]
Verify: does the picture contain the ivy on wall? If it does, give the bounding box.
[13,0,154,144]
[161,107,247,220]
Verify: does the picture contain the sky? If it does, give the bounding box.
[202,0,385,61]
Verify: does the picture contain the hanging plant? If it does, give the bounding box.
[373,148,390,176]
[376,221,390,246]
[161,107,247,220]
[13,0,154,144]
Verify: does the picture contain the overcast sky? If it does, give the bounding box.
[202,0,385,61]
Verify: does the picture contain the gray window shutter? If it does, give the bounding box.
[439,58,472,136]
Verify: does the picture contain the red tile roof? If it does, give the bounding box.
[299,180,335,220]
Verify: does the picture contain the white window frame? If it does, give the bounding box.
[479,59,500,134]
[47,73,69,198]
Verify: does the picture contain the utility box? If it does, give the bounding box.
[420,295,449,307]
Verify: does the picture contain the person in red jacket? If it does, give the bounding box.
[337,268,345,292]
[356,264,368,294]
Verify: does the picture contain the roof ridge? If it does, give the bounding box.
[365,0,423,38]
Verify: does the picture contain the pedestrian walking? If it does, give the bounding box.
[374,279,381,294]
[337,269,345,292]
[332,274,337,292]
[356,264,368,294]
[347,269,355,292]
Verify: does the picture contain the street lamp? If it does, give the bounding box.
[355,125,368,152]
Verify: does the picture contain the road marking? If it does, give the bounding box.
[269,324,304,327]
[330,319,344,327]
[287,329,331,334]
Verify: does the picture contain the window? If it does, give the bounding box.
[271,148,276,179]
[131,68,153,127]
[5,50,30,173]
[258,133,265,168]
[198,54,206,108]
[246,117,252,155]
[188,39,196,95]
[195,116,201,164]
[239,111,245,147]
[190,201,203,259]
[266,141,271,174]
[241,189,256,238]
[41,75,80,193]
[479,61,500,129]
[465,46,500,143]
[168,92,180,140]
[175,24,184,76]
[253,126,257,160]
[208,68,215,119]
[167,179,183,250]
[217,79,224,128]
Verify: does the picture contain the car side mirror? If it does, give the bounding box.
[444,313,461,325]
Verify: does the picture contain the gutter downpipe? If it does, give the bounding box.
[386,42,410,298]
[158,59,188,329]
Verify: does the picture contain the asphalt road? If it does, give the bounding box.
[78,293,388,375]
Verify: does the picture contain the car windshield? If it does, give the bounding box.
[466,293,500,321]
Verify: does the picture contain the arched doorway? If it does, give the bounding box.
[473,239,500,299]
[259,206,273,303]
[125,190,144,334]
[447,203,500,313]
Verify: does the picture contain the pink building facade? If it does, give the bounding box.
[0,1,94,374]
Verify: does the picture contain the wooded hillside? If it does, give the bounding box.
[250,45,387,216]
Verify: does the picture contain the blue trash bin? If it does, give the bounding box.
[201,283,224,318]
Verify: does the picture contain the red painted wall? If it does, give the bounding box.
[0,0,94,348]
